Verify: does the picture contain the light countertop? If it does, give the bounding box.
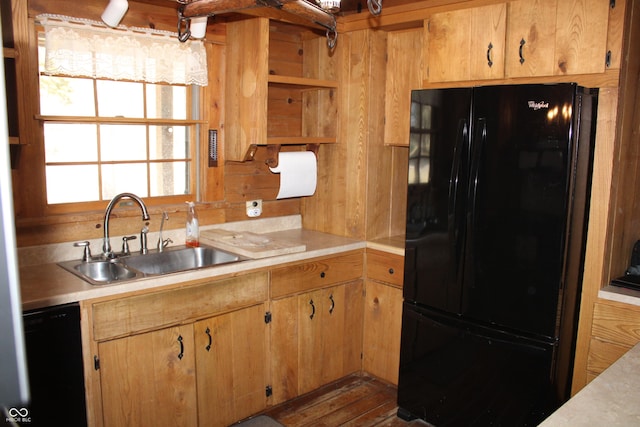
[367,235,405,256]
[539,342,640,426]
[599,284,640,307]
[20,227,366,311]
[19,216,409,311]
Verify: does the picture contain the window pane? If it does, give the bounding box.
[409,133,420,158]
[421,105,432,129]
[45,123,98,162]
[100,125,147,161]
[146,84,187,119]
[96,80,144,118]
[101,163,148,199]
[46,165,99,204]
[421,134,431,156]
[410,101,420,129]
[150,162,189,197]
[149,126,188,160]
[39,76,96,116]
[408,159,418,184]
[419,158,430,184]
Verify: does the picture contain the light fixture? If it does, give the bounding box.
[101,0,129,28]
[189,16,208,39]
[177,6,209,42]
[316,0,341,13]
[316,0,383,16]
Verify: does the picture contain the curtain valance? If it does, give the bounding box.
[37,14,208,86]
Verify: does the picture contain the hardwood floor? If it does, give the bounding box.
[262,374,428,427]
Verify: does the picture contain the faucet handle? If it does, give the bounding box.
[121,235,137,256]
[73,241,92,262]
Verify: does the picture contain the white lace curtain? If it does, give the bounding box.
[38,14,208,86]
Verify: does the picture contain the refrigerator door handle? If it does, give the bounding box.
[465,118,487,288]
[468,117,486,221]
[449,119,469,277]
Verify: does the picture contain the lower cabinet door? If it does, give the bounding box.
[271,281,364,404]
[98,324,197,427]
[363,280,403,385]
[194,304,267,426]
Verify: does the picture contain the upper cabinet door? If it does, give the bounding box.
[506,0,610,78]
[554,0,610,75]
[426,4,507,82]
[505,0,558,78]
[384,28,424,146]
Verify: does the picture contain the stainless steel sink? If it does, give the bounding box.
[58,244,243,285]
[121,245,242,275]
[73,260,137,283]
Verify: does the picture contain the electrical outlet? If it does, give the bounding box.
[246,199,262,217]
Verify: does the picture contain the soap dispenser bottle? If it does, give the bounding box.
[185,201,199,247]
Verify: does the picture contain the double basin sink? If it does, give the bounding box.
[58,244,243,286]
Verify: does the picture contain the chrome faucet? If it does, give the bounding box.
[102,193,150,258]
[157,211,172,252]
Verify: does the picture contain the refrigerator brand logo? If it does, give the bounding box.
[528,101,550,110]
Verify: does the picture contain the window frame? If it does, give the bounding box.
[35,31,205,215]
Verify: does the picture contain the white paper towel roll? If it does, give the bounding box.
[269,151,317,199]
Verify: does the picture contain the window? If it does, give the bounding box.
[38,42,197,209]
[34,15,208,212]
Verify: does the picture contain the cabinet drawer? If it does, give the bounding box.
[92,272,268,341]
[366,249,404,288]
[270,251,363,298]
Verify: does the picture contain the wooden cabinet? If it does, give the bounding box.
[225,18,338,161]
[424,0,611,82]
[426,3,507,82]
[365,249,404,288]
[506,0,610,78]
[363,249,404,385]
[504,0,558,78]
[194,305,267,426]
[99,305,266,427]
[98,324,198,427]
[383,28,424,146]
[86,272,268,427]
[586,300,640,383]
[270,252,364,404]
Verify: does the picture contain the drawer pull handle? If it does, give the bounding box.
[519,38,526,64]
[486,42,493,67]
[309,299,316,319]
[329,294,335,314]
[389,268,394,275]
[320,271,326,278]
[177,335,184,360]
[205,327,212,352]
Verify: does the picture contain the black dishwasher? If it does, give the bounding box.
[22,303,87,427]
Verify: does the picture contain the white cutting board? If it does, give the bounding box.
[200,229,306,259]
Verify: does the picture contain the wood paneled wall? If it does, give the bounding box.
[14,0,300,246]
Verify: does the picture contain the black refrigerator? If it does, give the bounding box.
[397,84,598,426]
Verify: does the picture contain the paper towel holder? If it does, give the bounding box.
[265,144,319,168]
